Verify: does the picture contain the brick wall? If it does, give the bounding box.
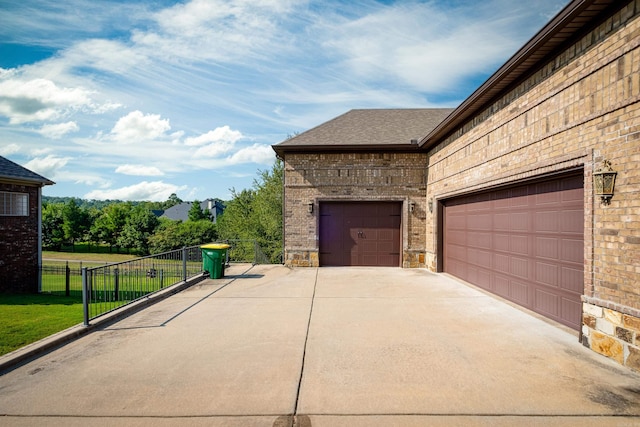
[0,183,41,293]
[426,4,640,371]
[283,152,427,267]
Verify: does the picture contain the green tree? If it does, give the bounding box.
[216,159,283,262]
[164,193,183,209]
[148,219,181,253]
[85,206,102,250]
[90,202,132,252]
[62,199,91,251]
[117,205,160,255]
[149,219,217,253]
[181,220,217,246]
[216,189,255,239]
[251,160,283,262]
[188,200,209,222]
[42,202,65,250]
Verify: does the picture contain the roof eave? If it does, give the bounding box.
[0,176,55,187]
[418,0,618,150]
[272,143,422,157]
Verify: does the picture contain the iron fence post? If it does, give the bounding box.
[182,246,187,282]
[114,267,119,302]
[65,261,70,297]
[254,240,258,265]
[82,267,89,326]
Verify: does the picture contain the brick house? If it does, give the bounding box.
[274,0,640,372]
[0,156,54,293]
[273,108,453,268]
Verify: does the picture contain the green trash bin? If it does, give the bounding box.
[201,243,230,279]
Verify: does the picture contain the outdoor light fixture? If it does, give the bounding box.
[593,160,617,205]
[428,198,434,213]
[409,201,415,212]
[307,201,314,214]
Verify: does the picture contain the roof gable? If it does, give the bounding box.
[0,156,55,186]
[273,108,453,155]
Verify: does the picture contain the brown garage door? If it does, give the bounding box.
[443,174,584,329]
[320,202,401,267]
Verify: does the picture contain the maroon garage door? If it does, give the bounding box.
[443,174,584,329]
[320,202,401,267]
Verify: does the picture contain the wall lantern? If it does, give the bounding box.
[593,160,617,205]
[409,201,416,212]
[428,198,434,213]
[307,201,314,214]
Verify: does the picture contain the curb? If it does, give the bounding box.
[0,273,207,375]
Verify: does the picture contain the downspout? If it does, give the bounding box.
[280,156,286,265]
[37,186,42,292]
[582,152,597,345]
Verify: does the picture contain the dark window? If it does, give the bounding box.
[0,192,29,216]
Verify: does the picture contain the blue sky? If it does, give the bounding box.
[0,0,564,202]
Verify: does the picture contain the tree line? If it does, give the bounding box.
[42,160,283,261]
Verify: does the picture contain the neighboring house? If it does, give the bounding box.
[0,156,54,293]
[160,199,225,223]
[274,0,640,372]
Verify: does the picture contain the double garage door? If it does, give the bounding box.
[444,174,584,330]
[320,202,401,267]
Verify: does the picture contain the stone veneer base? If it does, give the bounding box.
[582,302,640,373]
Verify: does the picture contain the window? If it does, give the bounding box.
[0,192,29,216]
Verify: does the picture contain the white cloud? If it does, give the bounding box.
[0,77,93,124]
[84,180,187,201]
[194,140,237,158]
[110,110,171,142]
[23,154,70,179]
[186,125,245,158]
[63,38,146,75]
[0,0,152,48]
[0,0,563,201]
[31,147,53,156]
[0,143,20,156]
[90,101,123,114]
[115,164,164,176]
[133,0,299,64]
[184,126,243,146]
[319,1,553,93]
[226,143,275,165]
[170,131,184,144]
[39,121,79,139]
[65,171,112,188]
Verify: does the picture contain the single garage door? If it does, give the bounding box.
[320,202,401,267]
[443,174,584,329]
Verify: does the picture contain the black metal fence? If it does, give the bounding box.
[40,263,85,297]
[225,239,272,264]
[81,246,203,324]
[39,240,276,326]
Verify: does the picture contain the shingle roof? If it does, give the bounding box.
[0,156,55,186]
[272,108,454,155]
[160,200,224,222]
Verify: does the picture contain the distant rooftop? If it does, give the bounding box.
[160,199,225,223]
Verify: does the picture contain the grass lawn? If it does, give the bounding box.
[43,250,137,265]
[1,250,201,357]
[0,294,83,356]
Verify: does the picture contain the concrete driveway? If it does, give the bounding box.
[1,264,639,426]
